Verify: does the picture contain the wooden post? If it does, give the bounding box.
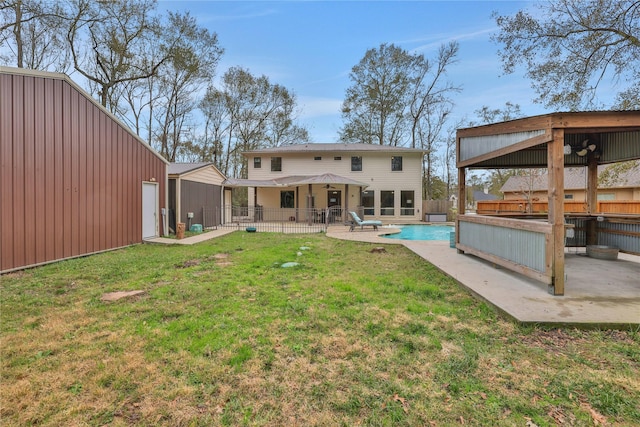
[456,166,466,253]
[548,129,565,295]
[586,155,599,246]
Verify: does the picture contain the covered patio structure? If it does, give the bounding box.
[223,172,370,225]
[455,111,640,296]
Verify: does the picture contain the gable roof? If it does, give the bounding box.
[168,162,215,175]
[243,143,424,155]
[501,164,640,193]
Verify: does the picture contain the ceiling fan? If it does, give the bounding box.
[564,139,599,157]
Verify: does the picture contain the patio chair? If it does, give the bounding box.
[349,211,382,231]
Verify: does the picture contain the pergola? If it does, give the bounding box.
[455,111,640,295]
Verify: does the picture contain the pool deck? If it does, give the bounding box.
[326,225,640,328]
[146,225,640,327]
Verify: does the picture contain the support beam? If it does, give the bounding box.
[586,155,599,246]
[548,129,565,295]
[456,167,466,253]
[307,184,313,226]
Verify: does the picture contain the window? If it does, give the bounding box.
[351,156,362,171]
[334,156,342,161]
[314,156,322,161]
[280,191,295,208]
[362,190,375,216]
[253,157,261,168]
[391,156,403,171]
[380,190,394,216]
[271,157,282,171]
[564,194,574,200]
[401,190,414,215]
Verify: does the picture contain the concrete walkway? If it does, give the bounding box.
[326,225,640,327]
[144,228,236,245]
[145,225,639,327]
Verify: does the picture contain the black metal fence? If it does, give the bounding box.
[218,205,351,233]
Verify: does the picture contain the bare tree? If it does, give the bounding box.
[492,0,640,110]
[66,0,168,109]
[196,67,309,178]
[0,0,69,71]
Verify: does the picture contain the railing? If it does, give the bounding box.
[456,215,553,284]
[477,200,640,215]
[218,205,351,233]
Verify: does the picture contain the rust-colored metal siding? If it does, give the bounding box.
[1,70,167,273]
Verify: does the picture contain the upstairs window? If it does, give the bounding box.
[334,156,342,161]
[271,157,282,172]
[253,157,261,168]
[391,156,403,171]
[351,156,362,171]
[314,156,322,161]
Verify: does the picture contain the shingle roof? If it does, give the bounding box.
[168,162,214,175]
[500,164,640,193]
[243,143,424,155]
[474,190,499,201]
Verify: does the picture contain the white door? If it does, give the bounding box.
[142,182,158,239]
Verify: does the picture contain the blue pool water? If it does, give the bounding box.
[383,224,454,241]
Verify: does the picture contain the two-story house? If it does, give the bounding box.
[224,143,424,223]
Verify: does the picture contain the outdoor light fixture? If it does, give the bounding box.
[563,144,572,155]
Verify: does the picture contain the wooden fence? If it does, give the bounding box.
[422,200,455,221]
[476,200,640,215]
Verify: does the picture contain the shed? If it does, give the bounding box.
[455,111,640,295]
[1,67,168,273]
[168,162,226,232]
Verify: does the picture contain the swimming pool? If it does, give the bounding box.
[383,224,454,241]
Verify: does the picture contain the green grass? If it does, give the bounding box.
[1,232,639,426]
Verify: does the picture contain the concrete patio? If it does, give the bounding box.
[326,225,640,328]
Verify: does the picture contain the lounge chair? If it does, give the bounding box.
[349,211,382,231]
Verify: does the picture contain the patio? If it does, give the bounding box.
[326,225,640,327]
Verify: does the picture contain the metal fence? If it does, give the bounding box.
[219,205,350,233]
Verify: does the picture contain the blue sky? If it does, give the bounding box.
[160,0,547,142]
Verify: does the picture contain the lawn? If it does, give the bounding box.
[1,232,638,426]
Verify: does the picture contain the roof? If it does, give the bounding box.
[456,110,640,169]
[168,162,215,175]
[0,66,169,165]
[501,164,640,193]
[243,143,424,155]
[223,173,369,188]
[473,190,500,201]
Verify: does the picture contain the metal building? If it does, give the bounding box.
[1,67,168,273]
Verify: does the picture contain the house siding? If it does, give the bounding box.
[247,149,423,220]
[181,166,225,186]
[1,69,167,273]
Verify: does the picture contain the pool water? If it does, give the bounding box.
[383,224,454,241]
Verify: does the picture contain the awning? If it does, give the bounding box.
[223,173,369,188]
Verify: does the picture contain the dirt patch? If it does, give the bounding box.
[176,259,201,268]
[101,290,146,302]
[208,253,233,267]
